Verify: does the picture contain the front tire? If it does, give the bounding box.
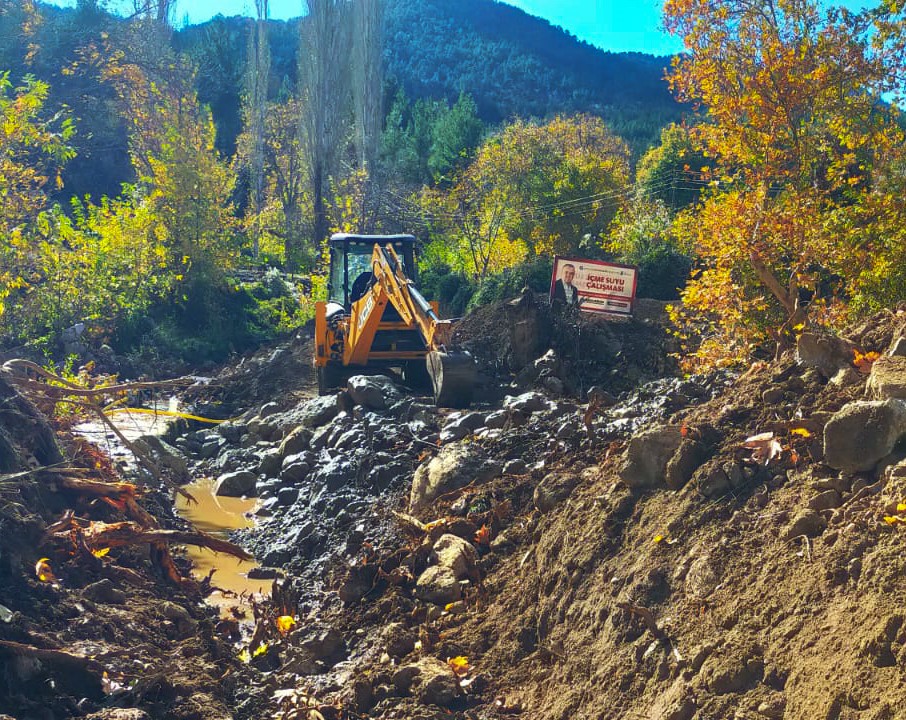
[317,363,344,395]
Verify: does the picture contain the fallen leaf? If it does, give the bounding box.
[742,432,783,465]
[34,558,57,584]
[91,547,111,559]
[474,524,491,546]
[790,428,811,438]
[854,350,880,374]
[238,648,251,663]
[252,642,268,658]
[447,655,471,676]
[897,503,906,513]
[654,534,665,544]
[276,615,296,634]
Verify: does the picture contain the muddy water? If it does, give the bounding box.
[74,405,267,610]
[175,478,267,609]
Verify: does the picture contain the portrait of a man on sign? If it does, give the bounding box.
[551,263,583,307]
[549,256,639,317]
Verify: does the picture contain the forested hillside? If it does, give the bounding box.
[6,0,679,199]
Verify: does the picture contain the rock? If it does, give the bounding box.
[199,437,226,459]
[415,565,461,604]
[398,657,459,707]
[619,425,683,490]
[161,601,196,635]
[82,578,126,605]
[505,289,545,371]
[503,458,528,475]
[533,471,580,512]
[440,412,486,442]
[807,489,842,511]
[433,534,478,580]
[281,453,311,484]
[757,696,787,719]
[347,375,399,410]
[890,337,906,357]
[85,711,151,720]
[830,366,861,387]
[762,387,784,404]
[383,622,416,658]
[410,443,501,515]
[665,439,704,490]
[503,391,549,414]
[824,400,906,473]
[298,395,340,428]
[338,564,378,604]
[214,470,257,497]
[218,421,246,443]
[279,426,313,458]
[867,355,906,401]
[277,487,299,506]
[784,508,826,540]
[796,332,858,378]
[587,385,617,407]
[256,448,282,477]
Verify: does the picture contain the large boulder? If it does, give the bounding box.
[410,443,502,515]
[533,471,580,512]
[867,355,906,401]
[433,534,478,580]
[619,425,683,490]
[415,565,461,604]
[298,395,339,428]
[824,400,906,473]
[347,375,400,410]
[394,657,460,707]
[214,470,257,497]
[796,332,858,378]
[503,391,550,414]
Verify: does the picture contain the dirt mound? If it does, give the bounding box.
[453,291,678,399]
[230,306,906,720]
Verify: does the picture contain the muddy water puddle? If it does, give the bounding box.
[74,405,267,611]
[176,477,268,610]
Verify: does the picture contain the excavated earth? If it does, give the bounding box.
[6,296,906,720]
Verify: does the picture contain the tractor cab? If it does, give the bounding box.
[328,234,417,310]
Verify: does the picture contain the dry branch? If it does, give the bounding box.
[62,520,253,561]
[0,639,106,675]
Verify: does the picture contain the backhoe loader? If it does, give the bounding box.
[313,234,476,408]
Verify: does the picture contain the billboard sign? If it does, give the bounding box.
[549,256,638,316]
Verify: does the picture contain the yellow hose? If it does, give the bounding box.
[105,407,233,425]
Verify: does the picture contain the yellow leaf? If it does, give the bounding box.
[91,547,111,559]
[897,503,906,513]
[276,615,296,634]
[238,648,251,663]
[790,428,811,438]
[654,535,665,544]
[447,655,470,676]
[252,642,268,658]
[35,558,56,584]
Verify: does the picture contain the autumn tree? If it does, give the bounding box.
[664,0,905,364]
[298,0,351,252]
[420,114,630,278]
[244,0,271,258]
[0,73,75,328]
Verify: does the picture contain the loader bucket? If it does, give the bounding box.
[427,350,476,408]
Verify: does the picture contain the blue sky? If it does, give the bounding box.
[43,0,687,55]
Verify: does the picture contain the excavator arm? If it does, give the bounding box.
[340,243,475,407]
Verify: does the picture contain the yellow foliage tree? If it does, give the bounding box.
[664,0,906,365]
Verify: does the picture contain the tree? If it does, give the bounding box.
[0,73,75,325]
[427,92,483,183]
[635,123,708,211]
[664,0,905,364]
[476,115,630,257]
[298,0,351,253]
[244,0,271,258]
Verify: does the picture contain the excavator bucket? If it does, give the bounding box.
[427,350,476,409]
